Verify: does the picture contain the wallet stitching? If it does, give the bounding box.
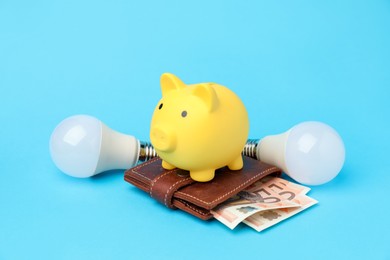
[131,159,159,181]
[164,177,192,207]
[130,169,152,181]
[178,200,209,217]
[131,157,161,182]
[150,170,173,196]
[175,167,279,207]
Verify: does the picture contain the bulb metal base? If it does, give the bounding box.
[242,139,260,159]
[139,141,158,163]
[137,139,261,165]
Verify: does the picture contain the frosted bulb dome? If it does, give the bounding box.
[49,115,102,178]
[285,121,345,185]
[50,115,143,178]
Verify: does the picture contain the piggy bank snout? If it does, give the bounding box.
[150,126,176,152]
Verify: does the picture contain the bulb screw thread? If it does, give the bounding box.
[137,139,260,164]
[242,139,260,159]
[138,141,158,163]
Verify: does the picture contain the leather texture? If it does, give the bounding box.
[124,156,281,220]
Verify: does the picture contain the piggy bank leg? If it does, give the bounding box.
[190,169,215,182]
[162,160,176,170]
[227,155,244,170]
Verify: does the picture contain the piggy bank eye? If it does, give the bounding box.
[181,110,187,117]
[158,103,163,110]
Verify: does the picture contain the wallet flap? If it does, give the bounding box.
[174,156,280,210]
[149,170,195,208]
[124,156,281,221]
[125,157,196,208]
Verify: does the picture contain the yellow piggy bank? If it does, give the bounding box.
[150,73,249,182]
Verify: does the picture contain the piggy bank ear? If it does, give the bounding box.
[160,73,186,97]
[192,84,219,112]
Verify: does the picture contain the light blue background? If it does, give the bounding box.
[1,0,389,259]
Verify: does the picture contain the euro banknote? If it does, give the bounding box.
[211,177,318,231]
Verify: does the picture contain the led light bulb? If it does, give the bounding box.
[243,121,345,185]
[49,115,156,177]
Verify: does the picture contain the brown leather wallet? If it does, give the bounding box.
[124,156,281,220]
